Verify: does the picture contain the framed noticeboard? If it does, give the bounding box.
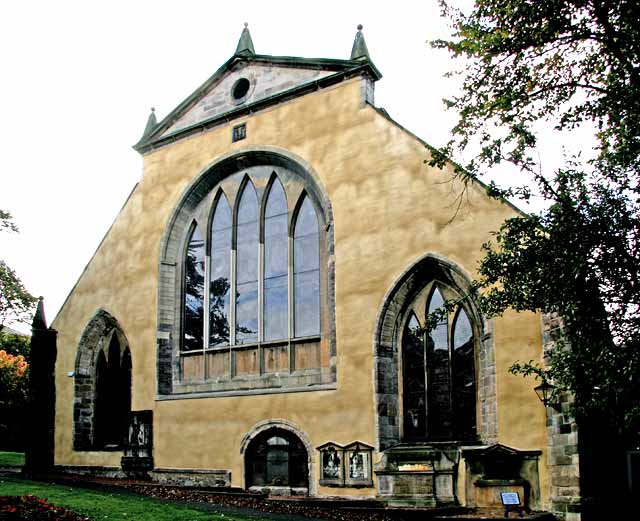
[500,492,521,505]
[343,441,374,487]
[317,442,344,486]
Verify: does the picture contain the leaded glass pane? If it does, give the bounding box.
[426,286,452,438]
[236,182,259,343]
[293,233,319,273]
[265,179,287,217]
[183,225,204,351]
[236,281,258,343]
[428,287,445,312]
[427,287,448,350]
[265,210,287,271]
[294,270,320,337]
[452,307,476,439]
[265,274,288,341]
[210,195,231,346]
[402,314,426,439]
[264,180,288,341]
[453,308,473,350]
[295,197,319,236]
[294,197,320,337]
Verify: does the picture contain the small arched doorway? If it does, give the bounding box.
[245,428,309,493]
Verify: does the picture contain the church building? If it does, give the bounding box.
[49,25,578,516]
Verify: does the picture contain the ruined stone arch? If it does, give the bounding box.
[73,309,132,451]
[373,253,498,450]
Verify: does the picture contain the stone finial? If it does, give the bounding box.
[32,296,47,330]
[350,24,369,60]
[144,107,157,137]
[235,23,255,56]
[136,107,158,146]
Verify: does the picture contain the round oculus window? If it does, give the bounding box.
[232,78,251,101]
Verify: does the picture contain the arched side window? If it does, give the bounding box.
[74,310,132,451]
[172,162,332,395]
[400,283,477,441]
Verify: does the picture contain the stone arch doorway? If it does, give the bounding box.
[241,421,311,495]
[73,309,132,451]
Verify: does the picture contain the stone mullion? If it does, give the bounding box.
[288,235,294,373]
[258,241,264,375]
[230,249,237,377]
[203,254,211,376]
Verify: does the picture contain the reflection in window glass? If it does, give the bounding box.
[426,287,452,438]
[210,195,232,346]
[236,181,259,343]
[453,309,473,349]
[294,196,320,337]
[402,314,426,439]
[184,225,204,351]
[264,180,288,341]
[452,307,476,438]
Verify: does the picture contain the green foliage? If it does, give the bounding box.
[434,0,640,440]
[0,210,36,330]
[0,349,29,413]
[0,332,30,358]
[432,0,640,179]
[0,210,19,233]
[0,451,25,468]
[0,335,30,448]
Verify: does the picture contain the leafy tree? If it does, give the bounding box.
[0,331,31,358]
[432,0,640,446]
[0,210,36,331]
[0,347,29,450]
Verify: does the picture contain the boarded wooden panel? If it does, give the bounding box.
[235,348,259,376]
[206,350,229,379]
[181,354,204,382]
[294,340,320,370]
[320,339,330,369]
[264,345,289,373]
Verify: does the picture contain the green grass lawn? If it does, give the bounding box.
[0,451,24,467]
[0,475,254,521]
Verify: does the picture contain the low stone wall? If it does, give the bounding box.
[53,465,231,488]
[151,467,231,487]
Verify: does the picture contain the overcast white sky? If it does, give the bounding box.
[0,0,577,333]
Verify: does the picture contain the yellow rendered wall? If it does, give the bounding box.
[52,77,547,501]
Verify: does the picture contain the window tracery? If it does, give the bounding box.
[401,282,477,441]
[174,163,332,393]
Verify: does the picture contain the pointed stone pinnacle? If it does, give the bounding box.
[32,296,48,330]
[351,24,369,60]
[236,23,255,55]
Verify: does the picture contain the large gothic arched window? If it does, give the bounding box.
[175,163,331,392]
[401,283,477,441]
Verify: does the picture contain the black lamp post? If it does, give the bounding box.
[534,380,561,411]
